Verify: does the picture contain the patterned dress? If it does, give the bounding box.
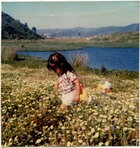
[58,71,77,105]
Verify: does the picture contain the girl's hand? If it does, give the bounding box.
[74,95,80,103]
[54,80,59,92]
[73,79,80,103]
[54,85,58,92]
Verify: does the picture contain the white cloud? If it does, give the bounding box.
[49,14,55,17]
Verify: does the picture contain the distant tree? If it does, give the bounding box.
[25,23,28,28]
[32,27,37,33]
[16,20,20,23]
[78,32,81,37]
[101,65,107,74]
[2,12,44,39]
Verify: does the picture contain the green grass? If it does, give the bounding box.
[2,38,90,51]
[4,55,139,81]
[90,32,139,48]
[1,32,139,52]
[3,55,47,69]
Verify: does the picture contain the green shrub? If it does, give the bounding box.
[1,46,19,62]
[70,53,88,68]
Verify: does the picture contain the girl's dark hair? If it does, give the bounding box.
[47,52,75,74]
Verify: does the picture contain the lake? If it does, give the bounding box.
[17,47,139,71]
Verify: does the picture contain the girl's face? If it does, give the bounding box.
[54,67,63,75]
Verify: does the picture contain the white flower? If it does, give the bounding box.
[67,141,72,146]
[123,127,128,131]
[104,126,109,131]
[79,115,83,119]
[116,126,120,129]
[81,126,86,130]
[38,114,42,117]
[99,142,104,146]
[35,139,41,144]
[91,128,95,133]
[80,122,84,127]
[66,130,70,134]
[93,112,98,116]
[77,108,81,112]
[9,138,12,142]
[18,104,22,107]
[50,125,53,129]
[82,142,86,146]
[127,117,132,122]
[8,107,12,110]
[102,119,107,122]
[105,140,110,146]
[97,127,101,131]
[23,97,27,100]
[61,126,65,130]
[78,139,83,143]
[110,109,114,114]
[93,132,99,138]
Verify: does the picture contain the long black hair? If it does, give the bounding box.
[47,52,75,74]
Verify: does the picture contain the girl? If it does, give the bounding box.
[47,52,81,109]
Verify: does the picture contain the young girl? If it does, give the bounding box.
[47,52,81,109]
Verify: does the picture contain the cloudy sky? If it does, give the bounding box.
[2,0,139,29]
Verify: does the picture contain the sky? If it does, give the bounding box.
[1,0,140,29]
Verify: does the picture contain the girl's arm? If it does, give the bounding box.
[54,80,59,92]
[74,78,80,103]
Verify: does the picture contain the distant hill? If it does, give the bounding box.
[2,12,43,40]
[2,11,139,39]
[37,24,139,38]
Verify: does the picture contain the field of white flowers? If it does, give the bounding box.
[1,64,139,146]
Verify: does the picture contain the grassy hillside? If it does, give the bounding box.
[1,57,139,146]
[2,12,43,40]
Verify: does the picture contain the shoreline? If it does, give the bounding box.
[2,55,138,79]
[2,31,139,52]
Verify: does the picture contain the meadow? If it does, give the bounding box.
[1,32,139,52]
[1,54,139,146]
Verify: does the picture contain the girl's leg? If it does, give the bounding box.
[60,103,67,109]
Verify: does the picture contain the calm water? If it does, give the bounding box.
[17,47,139,71]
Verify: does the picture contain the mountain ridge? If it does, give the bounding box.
[2,11,139,39]
[37,23,139,38]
